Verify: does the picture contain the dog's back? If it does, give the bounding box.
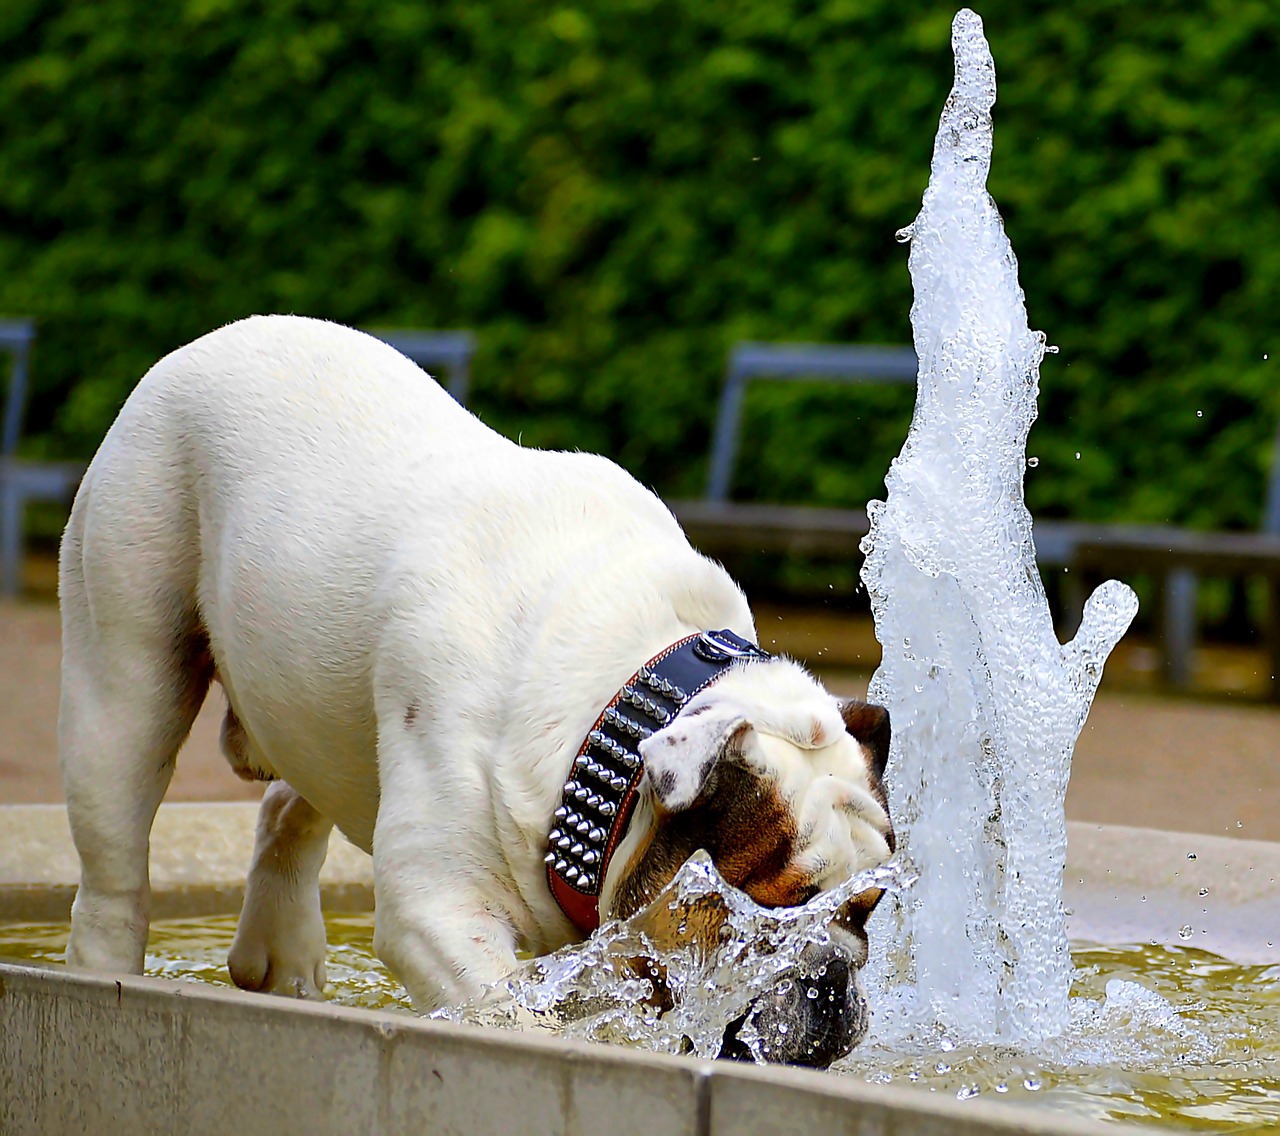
[60,318,484,842]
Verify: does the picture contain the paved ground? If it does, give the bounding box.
[4,598,1278,841]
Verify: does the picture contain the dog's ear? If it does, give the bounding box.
[638,707,751,813]
[839,700,890,782]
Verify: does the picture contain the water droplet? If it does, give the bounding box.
[895,225,916,244]
[956,1085,980,1101]
[1187,852,1197,860]
[995,1082,1009,1094]
[1196,409,1203,417]
[1179,925,1193,940]
[1199,887,1209,897]
[1074,451,1081,459]
[1024,1076,1042,1091]
[1140,895,1146,902]
[1237,820,1243,828]
[935,1062,951,1074]
[806,986,818,999]
[1026,456,1040,468]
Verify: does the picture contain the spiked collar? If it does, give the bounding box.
[546,628,772,934]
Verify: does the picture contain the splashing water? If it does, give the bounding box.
[858,9,1137,1047]
[436,852,915,1063]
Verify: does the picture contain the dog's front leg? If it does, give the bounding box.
[371,740,521,1010]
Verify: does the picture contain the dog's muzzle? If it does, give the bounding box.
[718,941,869,1068]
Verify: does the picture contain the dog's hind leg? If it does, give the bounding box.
[228,780,333,998]
[60,493,213,974]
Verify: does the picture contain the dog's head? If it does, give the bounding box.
[600,657,894,1065]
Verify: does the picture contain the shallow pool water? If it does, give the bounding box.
[3,915,1278,1129]
[0,914,413,1012]
[842,942,1280,1129]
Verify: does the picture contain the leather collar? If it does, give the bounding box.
[546,629,772,934]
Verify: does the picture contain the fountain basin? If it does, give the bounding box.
[6,804,1277,961]
[2,957,1119,1136]
[3,802,1277,1134]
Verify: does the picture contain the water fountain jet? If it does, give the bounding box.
[858,8,1138,1048]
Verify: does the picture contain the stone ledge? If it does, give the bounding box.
[0,960,1120,1136]
[1063,822,1280,964]
[0,802,372,920]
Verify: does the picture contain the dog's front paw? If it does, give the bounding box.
[228,894,328,999]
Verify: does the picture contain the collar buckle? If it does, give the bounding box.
[693,629,771,662]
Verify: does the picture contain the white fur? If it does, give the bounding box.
[58,314,888,1010]
[692,659,892,890]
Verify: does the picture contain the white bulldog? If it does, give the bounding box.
[58,315,893,1064]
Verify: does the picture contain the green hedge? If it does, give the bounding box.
[2,0,1279,528]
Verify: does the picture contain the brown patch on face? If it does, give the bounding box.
[830,886,885,956]
[839,701,890,780]
[612,760,811,928]
[621,954,675,1014]
[838,700,895,853]
[711,771,812,908]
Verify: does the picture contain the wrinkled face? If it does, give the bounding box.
[599,657,894,1066]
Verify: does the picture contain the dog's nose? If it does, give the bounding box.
[718,945,868,1068]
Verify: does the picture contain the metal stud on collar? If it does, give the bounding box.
[618,687,671,725]
[602,707,652,740]
[635,666,689,706]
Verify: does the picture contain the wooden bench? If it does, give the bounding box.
[1071,526,1280,699]
[668,340,1088,569]
[669,341,1280,700]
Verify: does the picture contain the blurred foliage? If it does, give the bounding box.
[1,0,1279,528]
